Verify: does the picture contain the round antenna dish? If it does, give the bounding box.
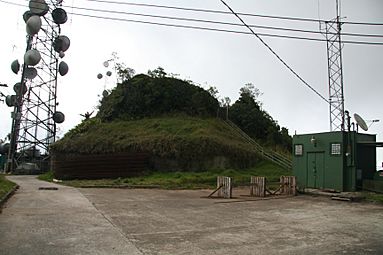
[24,49,41,66]
[11,59,20,74]
[23,10,33,23]
[102,90,109,97]
[53,35,70,53]
[26,15,42,35]
[103,61,109,68]
[354,113,368,131]
[106,71,112,76]
[52,8,68,24]
[58,61,69,76]
[13,82,28,95]
[53,111,65,123]
[97,73,103,79]
[5,95,17,107]
[25,67,38,79]
[29,0,49,16]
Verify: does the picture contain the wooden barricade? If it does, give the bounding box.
[280,176,297,196]
[216,176,232,199]
[250,176,266,197]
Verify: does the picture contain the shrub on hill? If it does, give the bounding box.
[97,74,219,121]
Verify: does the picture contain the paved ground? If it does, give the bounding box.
[1,176,383,254]
[0,176,142,255]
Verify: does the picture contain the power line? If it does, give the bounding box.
[2,0,383,46]
[219,0,329,104]
[67,4,383,39]
[80,0,383,26]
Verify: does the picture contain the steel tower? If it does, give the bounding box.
[325,0,345,131]
[6,0,69,172]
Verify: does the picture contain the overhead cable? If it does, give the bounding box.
[220,0,329,104]
[80,0,383,26]
[67,4,383,39]
[1,0,382,46]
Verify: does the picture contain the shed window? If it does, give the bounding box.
[331,143,341,155]
[294,144,303,156]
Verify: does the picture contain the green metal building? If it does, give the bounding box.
[292,131,377,192]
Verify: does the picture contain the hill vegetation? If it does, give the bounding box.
[97,73,219,121]
[52,68,292,172]
[51,116,261,170]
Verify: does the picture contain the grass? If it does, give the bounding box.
[363,192,383,204]
[39,161,290,189]
[51,116,263,159]
[0,174,17,199]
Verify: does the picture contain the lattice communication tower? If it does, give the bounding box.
[324,0,345,131]
[6,0,70,172]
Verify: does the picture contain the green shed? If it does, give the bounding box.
[292,131,377,192]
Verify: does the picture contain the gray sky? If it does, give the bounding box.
[1,0,382,166]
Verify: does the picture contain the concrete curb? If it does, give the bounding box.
[0,184,19,213]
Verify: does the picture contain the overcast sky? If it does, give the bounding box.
[1,0,382,166]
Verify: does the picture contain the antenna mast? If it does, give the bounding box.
[6,0,70,172]
[325,0,345,131]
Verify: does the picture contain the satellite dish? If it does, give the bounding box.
[26,15,42,35]
[24,49,41,66]
[11,59,20,74]
[53,35,70,53]
[0,143,10,155]
[13,82,28,95]
[58,61,69,76]
[97,73,103,79]
[354,113,368,131]
[106,71,112,76]
[5,95,17,107]
[24,67,38,79]
[103,61,109,68]
[53,111,65,123]
[23,10,33,23]
[102,90,109,97]
[52,8,68,24]
[29,0,49,16]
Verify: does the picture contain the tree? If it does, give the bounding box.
[116,65,135,82]
[229,84,291,151]
[207,86,219,99]
[111,52,136,82]
[148,67,167,78]
[239,83,263,107]
[97,74,219,121]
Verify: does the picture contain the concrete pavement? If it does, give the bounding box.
[0,176,142,255]
[81,188,383,255]
[1,176,383,254]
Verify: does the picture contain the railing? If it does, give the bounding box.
[223,119,292,170]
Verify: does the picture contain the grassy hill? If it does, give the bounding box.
[51,73,292,176]
[51,115,263,171]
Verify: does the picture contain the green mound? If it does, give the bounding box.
[51,116,261,171]
[97,74,219,121]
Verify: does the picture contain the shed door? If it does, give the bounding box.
[307,152,324,189]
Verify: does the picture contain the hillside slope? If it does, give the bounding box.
[51,116,262,171]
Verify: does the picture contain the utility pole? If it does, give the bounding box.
[325,0,345,131]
